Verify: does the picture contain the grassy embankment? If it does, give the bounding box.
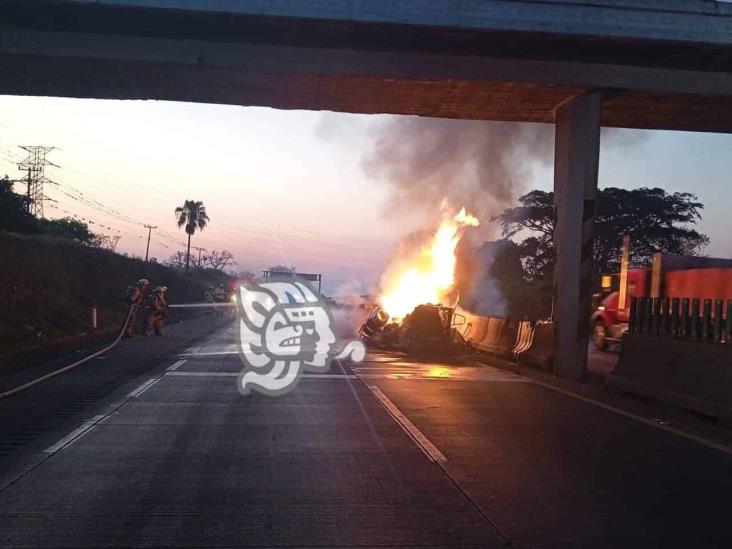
[0,232,230,371]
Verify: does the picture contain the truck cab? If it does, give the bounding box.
[591,269,648,350]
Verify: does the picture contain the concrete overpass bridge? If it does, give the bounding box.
[2,0,731,378]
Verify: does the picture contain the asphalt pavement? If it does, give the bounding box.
[1,317,731,547]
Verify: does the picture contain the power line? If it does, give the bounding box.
[1,144,391,270]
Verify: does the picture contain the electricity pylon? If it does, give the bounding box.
[18,146,56,218]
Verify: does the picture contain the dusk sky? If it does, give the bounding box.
[1,95,730,294]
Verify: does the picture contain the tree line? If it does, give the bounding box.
[0,175,120,250]
[462,186,709,319]
[1,177,237,272]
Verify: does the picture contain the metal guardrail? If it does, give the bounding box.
[628,296,732,343]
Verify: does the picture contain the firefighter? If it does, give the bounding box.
[204,286,215,314]
[214,283,226,316]
[143,285,168,336]
[123,278,149,338]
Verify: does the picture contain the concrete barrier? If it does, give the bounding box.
[453,307,477,342]
[494,320,520,358]
[466,316,491,347]
[474,318,506,354]
[512,321,534,360]
[459,314,552,369]
[608,333,732,421]
[518,321,554,371]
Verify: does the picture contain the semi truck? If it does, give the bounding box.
[591,253,732,350]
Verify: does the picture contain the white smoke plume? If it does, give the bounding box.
[330,280,370,340]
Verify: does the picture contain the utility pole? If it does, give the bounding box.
[192,246,207,269]
[17,146,56,218]
[144,224,157,262]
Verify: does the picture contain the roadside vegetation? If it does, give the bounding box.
[0,176,234,368]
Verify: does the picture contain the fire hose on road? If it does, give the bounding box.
[0,305,138,400]
[0,301,237,400]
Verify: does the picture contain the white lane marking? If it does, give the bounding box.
[527,376,732,456]
[167,371,237,377]
[127,377,160,398]
[366,385,447,463]
[166,359,187,371]
[164,371,357,379]
[178,351,239,357]
[44,415,109,454]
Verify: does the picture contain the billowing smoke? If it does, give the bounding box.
[316,113,647,318]
[455,238,509,318]
[359,117,552,317]
[360,116,646,224]
[330,280,369,340]
[361,117,553,223]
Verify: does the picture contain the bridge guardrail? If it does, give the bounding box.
[628,296,731,343]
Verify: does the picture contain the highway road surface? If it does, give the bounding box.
[1,315,731,547]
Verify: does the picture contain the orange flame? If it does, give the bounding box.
[379,207,479,321]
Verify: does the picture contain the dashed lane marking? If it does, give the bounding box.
[44,415,110,454]
[164,371,358,379]
[178,351,239,357]
[166,359,187,371]
[127,377,160,398]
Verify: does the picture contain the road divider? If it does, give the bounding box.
[494,320,520,358]
[608,333,732,423]
[517,321,555,371]
[512,321,534,360]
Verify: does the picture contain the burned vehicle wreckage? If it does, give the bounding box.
[358,303,469,355]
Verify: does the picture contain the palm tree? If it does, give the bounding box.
[175,200,209,271]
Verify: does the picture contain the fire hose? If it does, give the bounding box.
[0,304,137,400]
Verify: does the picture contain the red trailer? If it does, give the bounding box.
[591,254,732,350]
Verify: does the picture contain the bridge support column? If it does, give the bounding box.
[553,92,602,380]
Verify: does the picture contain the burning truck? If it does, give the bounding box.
[359,207,478,354]
[359,303,467,354]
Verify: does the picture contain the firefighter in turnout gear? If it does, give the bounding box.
[214,283,227,316]
[123,278,149,338]
[204,286,215,309]
[143,285,168,336]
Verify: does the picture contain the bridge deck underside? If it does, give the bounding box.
[2,53,731,133]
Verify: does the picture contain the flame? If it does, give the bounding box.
[379,207,479,321]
